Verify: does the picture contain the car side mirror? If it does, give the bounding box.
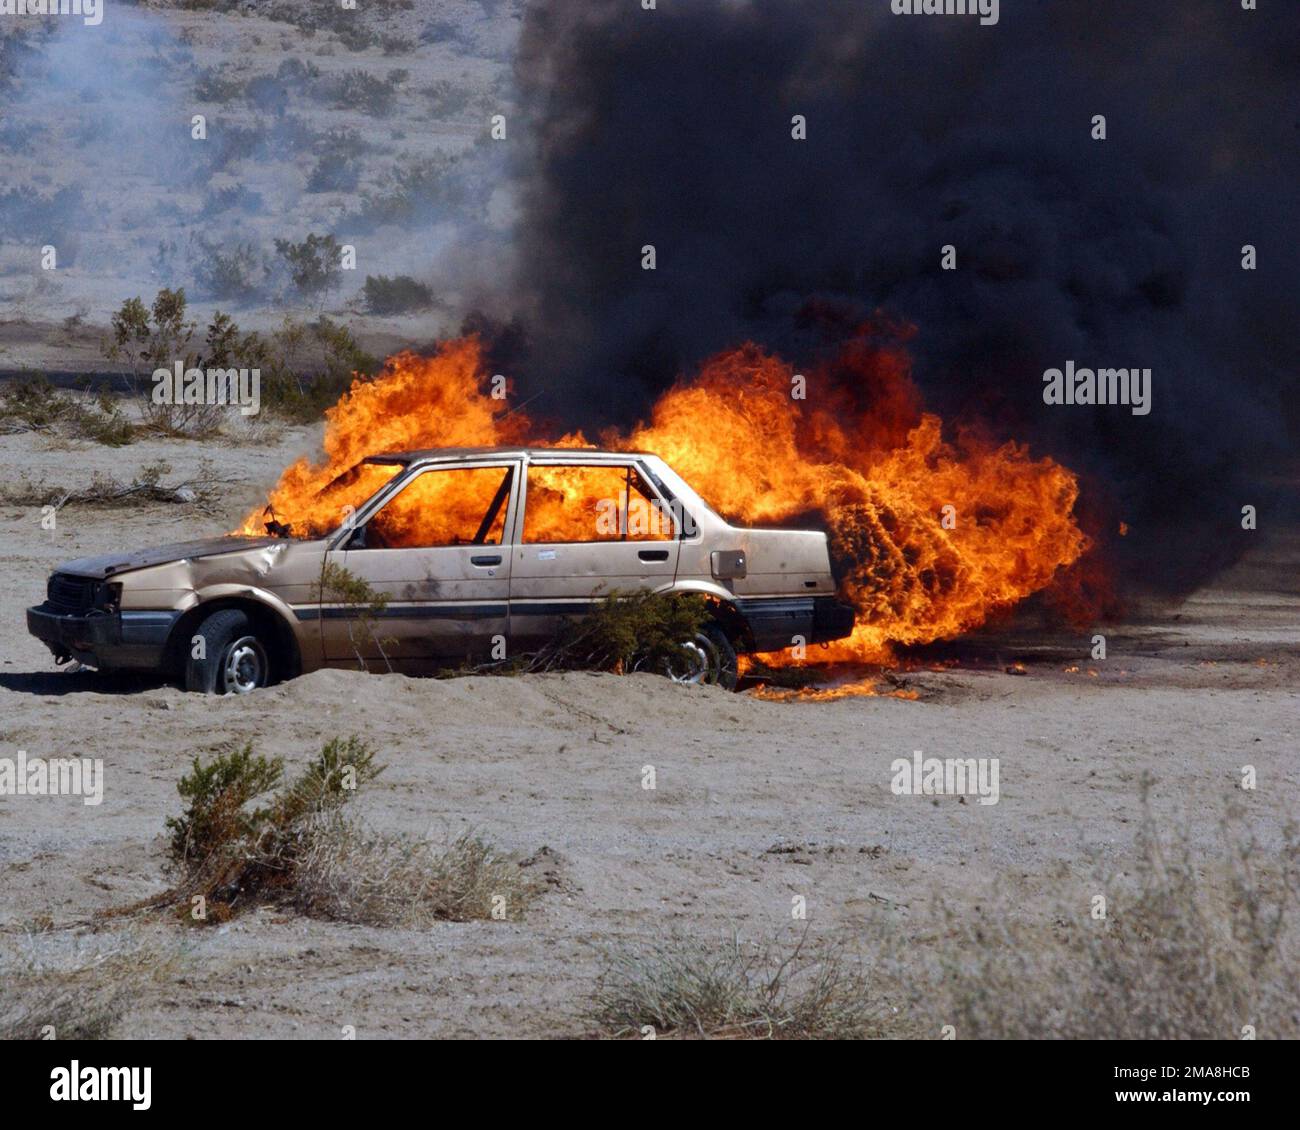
[346,524,368,550]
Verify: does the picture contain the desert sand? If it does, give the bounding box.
[0,422,1295,1037]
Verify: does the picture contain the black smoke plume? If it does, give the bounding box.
[504,0,1299,599]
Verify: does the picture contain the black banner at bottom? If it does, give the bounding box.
[1,1038,1290,1115]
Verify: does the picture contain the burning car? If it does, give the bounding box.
[27,446,855,693]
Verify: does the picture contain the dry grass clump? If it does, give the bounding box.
[925,786,1300,1039]
[0,929,176,1040]
[587,929,898,1039]
[154,737,540,926]
[294,818,540,925]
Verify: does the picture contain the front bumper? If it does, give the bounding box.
[26,604,180,671]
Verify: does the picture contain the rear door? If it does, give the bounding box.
[509,459,680,649]
[322,461,518,670]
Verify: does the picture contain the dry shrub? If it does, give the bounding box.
[362,273,434,315]
[925,786,1300,1039]
[0,376,133,445]
[0,460,236,511]
[140,397,227,439]
[587,928,897,1039]
[157,737,540,926]
[294,818,540,925]
[0,930,176,1040]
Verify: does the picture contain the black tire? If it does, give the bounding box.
[663,621,739,691]
[185,609,272,695]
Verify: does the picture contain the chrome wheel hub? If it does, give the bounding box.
[221,635,267,694]
[665,632,720,685]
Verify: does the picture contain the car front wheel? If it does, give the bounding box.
[185,608,272,694]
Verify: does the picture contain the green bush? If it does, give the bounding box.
[158,737,540,927]
[194,66,246,104]
[193,239,270,301]
[258,315,378,423]
[274,233,343,299]
[362,274,434,315]
[329,69,399,117]
[529,591,712,675]
[164,736,381,918]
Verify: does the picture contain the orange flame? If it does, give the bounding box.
[240,332,1090,663]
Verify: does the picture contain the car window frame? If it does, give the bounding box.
[331,459,521,552]
[519,457,681,546]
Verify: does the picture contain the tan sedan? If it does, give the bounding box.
[27,447,854,692]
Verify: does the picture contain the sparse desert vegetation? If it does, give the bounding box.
[0,375,133,446]
[586,794,1300,1040]
[0,1,510,369]
[923,789,1300,1040]
[587,929,897,1039]
[0,0,1293,1049]
[0,930,177,1041]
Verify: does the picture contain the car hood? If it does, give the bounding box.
[56,537,284,580]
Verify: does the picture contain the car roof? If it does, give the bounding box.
[365,446,657,464]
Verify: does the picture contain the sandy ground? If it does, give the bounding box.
[0,423,1296,1038]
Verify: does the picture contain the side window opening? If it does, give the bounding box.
[353,466,513,550]
[523,464,676,544]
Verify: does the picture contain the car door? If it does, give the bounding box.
[509,458,680,650]
[321,461,518,670]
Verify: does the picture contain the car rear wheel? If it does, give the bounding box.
[663,622,738,691]
[185,609,271,694]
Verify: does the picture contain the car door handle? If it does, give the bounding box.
[471,554,502,566]
[638,549,670,562]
